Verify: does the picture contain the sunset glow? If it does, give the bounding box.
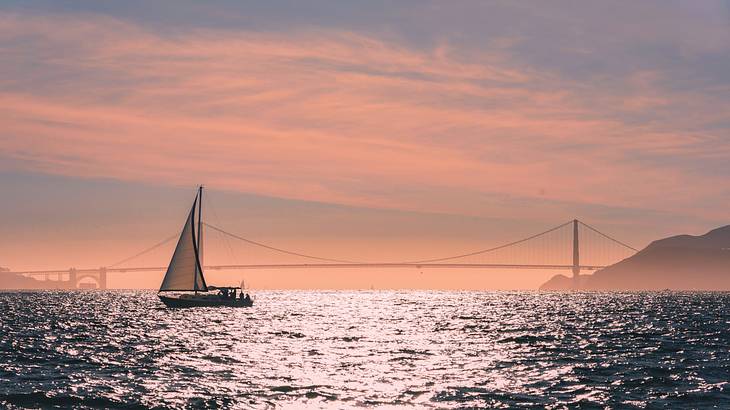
[1,2,728,289]
[2,3,730,409]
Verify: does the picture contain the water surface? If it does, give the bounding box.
[1,291,729,408]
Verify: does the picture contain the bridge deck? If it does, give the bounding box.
[7,263,608,276]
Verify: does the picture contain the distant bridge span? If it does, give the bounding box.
[9,263,612,276]
[4,219,637,289]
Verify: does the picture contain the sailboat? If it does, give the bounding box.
[158,186,253,308]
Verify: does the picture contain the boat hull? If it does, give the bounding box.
[159,294,253,308]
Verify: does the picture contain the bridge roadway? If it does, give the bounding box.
[8,263,608,276]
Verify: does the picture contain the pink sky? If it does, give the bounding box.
[1,3,728,288]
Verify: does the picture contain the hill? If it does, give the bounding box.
[0,273,67,290]
[540,225,730,291]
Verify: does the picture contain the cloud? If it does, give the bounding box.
[0,10,728,224]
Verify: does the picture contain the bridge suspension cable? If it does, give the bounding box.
[108,234,179,268]
[203,222,364,264]
[395,220,574,264]
[578,221,638,252]
[103,219,637,271]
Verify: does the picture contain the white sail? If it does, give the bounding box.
[159,196,207,292]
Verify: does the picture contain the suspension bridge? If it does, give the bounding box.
[4,219,637,289]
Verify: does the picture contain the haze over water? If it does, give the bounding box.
[2,290,729,408]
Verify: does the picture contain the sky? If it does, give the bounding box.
[1,1,729,289]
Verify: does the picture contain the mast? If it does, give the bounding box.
[197,185,203,268]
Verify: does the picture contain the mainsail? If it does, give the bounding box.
[159,192,207,292]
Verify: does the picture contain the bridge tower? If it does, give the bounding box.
[67,267,107,289]
[572,219,580,289]
[69,268,77,289]
[99,267,107,290]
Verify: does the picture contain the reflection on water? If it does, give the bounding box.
[1,291,729,408]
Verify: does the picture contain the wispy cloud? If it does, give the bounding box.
[0,10,728,224]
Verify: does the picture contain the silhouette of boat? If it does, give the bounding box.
[158,186,253,308]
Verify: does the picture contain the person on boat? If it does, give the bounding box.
[244,293,251,304]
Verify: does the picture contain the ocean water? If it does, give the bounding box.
[1,291,729,409]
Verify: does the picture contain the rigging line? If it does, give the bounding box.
[108,234,179,268]
[203,223,364,264]
[203,193,239,265]
[578,221,638,252]
[395,220,574,264]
